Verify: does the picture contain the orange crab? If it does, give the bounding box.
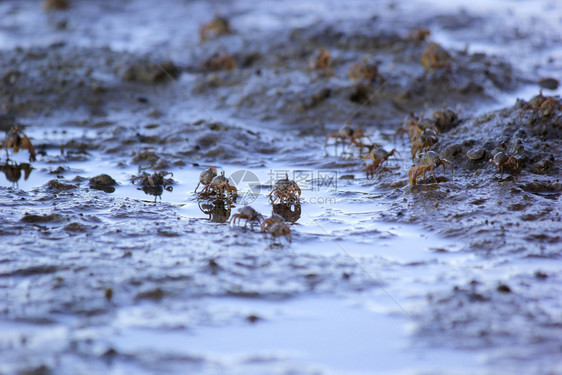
[364,147,400,178]
[409,151,453,186]
[267,222,292,244]
[311,49,334,77]
[409,28,431,42]
[395,112,440,147]
[488,152,519,179]
[199,16,232,42]
[2,127,36,162]
[202,52,237,72]
[414,117,439,138]
[348,60,384,84]
[432,107,459,132]
[195,166,217,193]
[269,173,301,204]
[325,122,373,155]
[411,128,438,159]
[394,112,420,145]
[202,171,237,198]
[539,96,562,117]
[421,43,451,72]
[260,213,284,232]
[229,206,264,230]
[521,92,561,118]
[521,91,545,117]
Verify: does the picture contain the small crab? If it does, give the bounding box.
[395,113,439,146]
[520,91,546,118]
[202,52,237,72]
[311,49,334,77]
[432,107,459,132]
[488,152,519,179]
[347,128,374,154]
[195,166,217,193]
[199,16,232,42]
[421,43,451,72]
[325,123,353,152]
[394,112,420,145]
[202,171,237,197]
[2,127,36,162]
[411,128,438,159]
[267,222,292,244]
[364,147,400,178]
[131,171,174,201]
[229,206,264,230]
[260,213,284,232]
[409,28,431,42]
[269,173,301,204]
[348,60,384,84]
[409,151,453,186]
[412,117,439,138]
[521,91,562,118]
[325,122,373,155]
[132,171,174,189]
[540,96,562,117]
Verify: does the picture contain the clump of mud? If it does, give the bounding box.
[415,278,562,367]
[436,96,561,175]
[190,17,522,133]
[382,94,562,255]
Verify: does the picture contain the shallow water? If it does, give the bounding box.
[1,0,562,374]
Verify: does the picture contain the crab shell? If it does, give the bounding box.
[200,167,217,184]
[420,151,442,166]
[337,124,354,138]
[370,148,391,161]
[421,43,451,71]
[237,205,261,219]
[267,222,292,243]
[492,152,509,166]
[274,178,300,195]
[210,174,228,188]
[230,206,264,228]
[261,213,284,231]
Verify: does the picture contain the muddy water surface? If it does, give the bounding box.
[1,0,561,374]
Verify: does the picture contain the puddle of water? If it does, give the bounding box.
[0,144,467,268]
[110,296,481,374]
[0,320,68,352]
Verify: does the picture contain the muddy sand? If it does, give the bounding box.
[0,1,561,374]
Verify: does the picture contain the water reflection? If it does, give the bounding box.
[198,197,233,223]
[131,171,174,201]
[138,185,172,201]
[1,162,33,188]
[90,185,116,194]
[272,202,301,223]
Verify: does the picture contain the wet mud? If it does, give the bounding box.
[1,0,561,374]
